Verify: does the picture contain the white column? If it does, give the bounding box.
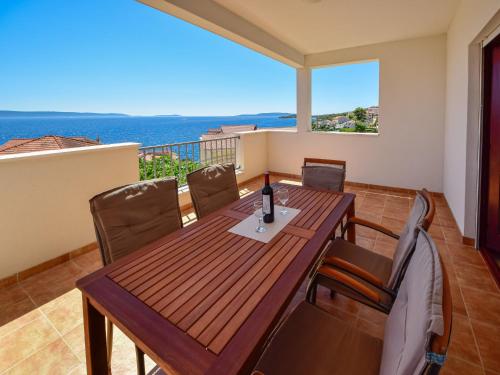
[296,67,312,133]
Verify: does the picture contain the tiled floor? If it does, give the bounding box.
[0,176,499,374]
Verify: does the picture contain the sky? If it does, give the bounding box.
[0,0,378,116]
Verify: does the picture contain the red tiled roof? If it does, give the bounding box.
[220,124,257,133]
[0,135,101,155]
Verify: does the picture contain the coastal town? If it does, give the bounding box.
[312,105,379,133]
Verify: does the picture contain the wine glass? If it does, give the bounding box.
[253,201,266,233]
[278,188,289,215]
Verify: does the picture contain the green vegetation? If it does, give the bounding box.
[139,155,201,185]
[352,107,367,122]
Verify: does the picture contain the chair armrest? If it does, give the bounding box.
[317,266,382,304]
[342,216,400,239]
[323,256,384,288]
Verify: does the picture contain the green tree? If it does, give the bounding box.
[352,107,367,122]
[354,121,367,132]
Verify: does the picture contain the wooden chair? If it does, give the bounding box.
[187,163,240,219]
[89,177,182,374]
[253,229,452,375]
[308,189,436,313]
[302,158,346,192]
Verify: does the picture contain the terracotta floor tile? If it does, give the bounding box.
[0,309,43,338]
[440,356,483,375]
[372,234,397,258]
[45,303,83,336]
[357,303,387,326]
[471,320,500,372]
[450,283,468,316]
[71,250,102,274]
[67,364,87,375]
[448,243,487,268]
[461,286,500,326]
[354,210,382,221]
[447,314,482,366]
[442,227,464,245]
[382,205,409,220]
[354,225,378,240]
[359,202,385,215]
[454,263,499,294]
[355,235,375,250]
[109,327,156,375]
[355,318,385,340]
[62,322,86,362]
[381,216,406,232]
[438,215,459,229]
[385,195,410,207]
[428,224,445,241]
[39,288,81,314]
[0,298,37,327]
[0,316,59,372]
[0,284,31,305]
[3,339,80,375]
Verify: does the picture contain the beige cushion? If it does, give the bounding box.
[255,302,382,375]
[90,178,182,264]
[302,165,345,192]
[387,192,428,289]
[187,163,239,219]
[379,230,444,375]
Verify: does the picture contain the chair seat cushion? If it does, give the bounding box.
[255,302,382,375]
[326,238,393,283]
[317,238,393,308]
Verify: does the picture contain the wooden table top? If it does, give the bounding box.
[77,183,354,375]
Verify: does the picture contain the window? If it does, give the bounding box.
[312,61,379,133]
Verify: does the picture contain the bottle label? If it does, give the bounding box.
[263,195,271,214]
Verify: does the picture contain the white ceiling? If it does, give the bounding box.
[213,0,460,54]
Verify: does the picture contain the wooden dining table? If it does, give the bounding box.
[77,183,356,375]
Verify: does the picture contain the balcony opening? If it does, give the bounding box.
[312,61,379,134]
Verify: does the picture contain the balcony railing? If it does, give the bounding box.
[139,136,239,185]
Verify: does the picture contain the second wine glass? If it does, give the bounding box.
[253,201,266,233]
[278,188,289,215]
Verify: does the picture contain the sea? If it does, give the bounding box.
[0,114,296,147]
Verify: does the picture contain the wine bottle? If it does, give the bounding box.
[262,172,274,223]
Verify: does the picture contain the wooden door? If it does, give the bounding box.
[481,35,500,253]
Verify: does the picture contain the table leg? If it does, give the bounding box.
[346,200,356,244]
[83,295,109,375]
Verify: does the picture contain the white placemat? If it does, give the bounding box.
[228,206,301,243]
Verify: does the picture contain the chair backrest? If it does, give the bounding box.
[187,163,240,219]
[302,158,346,192]
[379,229,451,375]
[387,191,429,289]
[89,177,182,265]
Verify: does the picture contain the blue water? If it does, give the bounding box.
[0,115,296,147]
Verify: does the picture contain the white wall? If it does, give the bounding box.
[236,131,269,180]
[0,144,139,279]
[267,35,447,192]
[444,0,500,234]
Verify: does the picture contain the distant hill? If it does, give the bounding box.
[237,112,293,117]
[0,110,129,118]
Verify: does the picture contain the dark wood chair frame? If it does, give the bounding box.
[307,189,436,314]
[90,179,183,375]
